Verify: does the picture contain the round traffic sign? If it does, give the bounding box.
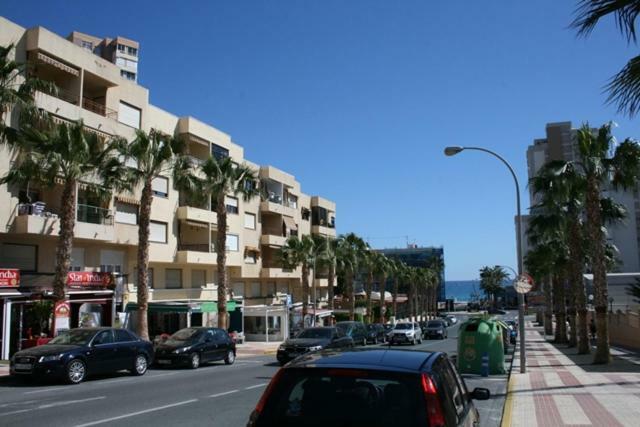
[513,274,533,294]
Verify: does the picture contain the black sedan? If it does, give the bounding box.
[154,327,236,369]
[424,320,448,339]
[277,327,353,366]
[365,323,386,344]
[248,349,490,427]
[10,328,153,384]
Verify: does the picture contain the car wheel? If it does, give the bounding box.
[362,338,367,346]
[224,349,235,365]
[66,359,86,384]
[132,354,148,376]
[190,353,200,369]
[412,338,416,345]
[373,337,378,345]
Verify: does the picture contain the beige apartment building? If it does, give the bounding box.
[0,16,336,357]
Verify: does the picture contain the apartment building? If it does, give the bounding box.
[523,121,640,272]
[0,16,336,357]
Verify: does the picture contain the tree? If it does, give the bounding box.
[572,1,640,116]
[280,235,315,323]
[0,43,55,141]
[119,129,188,339]
[577,123,640,363]
[388,259,405,320]
[336,233,367,321]
[479,266,508,308]
[361,248,376,324]
[627,278,640,303]
[314,236,338,310]
[1,120,126,302]
[190,155,259,331]
[373,253,391,322]
[525,244,555,336]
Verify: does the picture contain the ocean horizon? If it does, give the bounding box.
[445,280,482,302]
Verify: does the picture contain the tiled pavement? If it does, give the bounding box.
[504,322,640,427]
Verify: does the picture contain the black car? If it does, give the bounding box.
[10,327,153,384]
[277,327,353,365]
[336,321,368,346]
[365,323,386,344]
[248,349,490,427]
[424,320,448,339]
[154,327,236,369]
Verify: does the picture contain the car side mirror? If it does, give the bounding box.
[471,387,490,400]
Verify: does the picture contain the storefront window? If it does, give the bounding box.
[244,316,281,335]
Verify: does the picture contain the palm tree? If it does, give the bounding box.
[479,266,508,308]
[1,120,126,302]
[627,278,640,303]
[576,123,640,363]
[525,244,555,336]
[314,236,338,310]
[373,253,391,322]
[119,129,188,339]
[361,248,376,323]
[572,1,640,116]
[280,235,315,323]
[190,155,259,331]
[0,43,55,141]
[389,259,405,321]
[336,233,367,321]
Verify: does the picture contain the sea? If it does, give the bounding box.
[445,280,482,303]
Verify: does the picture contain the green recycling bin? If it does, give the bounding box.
[457,318,505,374]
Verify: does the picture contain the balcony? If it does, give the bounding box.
[81,96,117,119]
[75,204,114,240]
[260,234,286,247]
[260,200,295,217]
[176,206,217,225]
[311,224,337,237]
[260,267,299,279]
[176,243,216,265]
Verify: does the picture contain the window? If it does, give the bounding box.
[225,196,238,214]
[264,282,276,296]
[250,282,260,297]
[127,46,138,56]
[115,202,138,224]
[244,252,257,264]
[120,70,136,81]
[117,44,126,52]
[232,283,245,297]
[70,248,85,272]
[0,244,37,271]
[192,269,206,288]
[165,269,182,289]
[301,208,310,221]
[81,40,93,51]
[151,177,168,198]
[93,330,113,345]
[226,234,239,251]
[211,143,229,160]
[134,267,154,289]
[312,206,328,226]
[244,213,256,229]
[100,250,124,274]
[118,101,141,129]
[149,221,167,243]
[115,329,134,342]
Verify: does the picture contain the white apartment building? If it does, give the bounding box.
[0,17,336,357]
[523,121,640,272]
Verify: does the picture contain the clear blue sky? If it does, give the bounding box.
[3,1,640,280]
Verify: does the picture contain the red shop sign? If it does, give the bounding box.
[0,269,20,287]
[67,271,114,289]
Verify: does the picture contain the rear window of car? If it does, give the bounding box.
[427,321,443,327]
[260,368,427,427]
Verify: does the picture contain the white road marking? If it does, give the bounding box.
[0,396,106,417]
[209,390,239,398]
[74,399,198,427]
[0,399,39,408]
[24,387,65,395]
[244,383,268,390]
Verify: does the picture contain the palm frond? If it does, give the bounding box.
[572,0,640,42]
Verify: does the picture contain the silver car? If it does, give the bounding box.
[389,322,423,345]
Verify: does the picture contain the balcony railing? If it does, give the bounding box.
[266,193,283,204]
[178,243,215,253]
[82,97,118,119]
[77,204,113,225]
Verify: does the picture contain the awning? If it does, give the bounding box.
[115,195,141,206]
[184,220,209,229]
[36,52,79,76]
[50,115,113,139]
[245,246,260,253]
[125,300,236,314]
[283,216,297,231]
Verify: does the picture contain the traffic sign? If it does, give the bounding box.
[513,274,533,294]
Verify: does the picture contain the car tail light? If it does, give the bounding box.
[421,373,446,427]
[254,367,285,414]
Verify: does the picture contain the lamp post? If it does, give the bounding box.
[444,146,527,373]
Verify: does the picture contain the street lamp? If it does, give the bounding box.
[444,146,527,373]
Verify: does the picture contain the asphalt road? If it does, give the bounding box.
[0,313,509,427]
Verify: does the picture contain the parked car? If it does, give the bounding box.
[446,315,458,325]
[383,324,395,340]
[505,320,518,345]
[366,323,386,344]
[438,315,451,327]
[154,327,236,369]
[389,322,422,345]
[10,327,153,384]
[336,321,368,346]
[277,327,353,365]
[247,349,490,427]
[487,307,507,315]
[424,320,448,339]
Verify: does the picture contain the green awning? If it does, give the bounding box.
[125,301,236,314]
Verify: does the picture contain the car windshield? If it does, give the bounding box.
[394,324,411,330]
[297,329,332,339]
[169,328,202,342]
[427,321,442,327]
[260,368,426,426]
[47,329,97,346]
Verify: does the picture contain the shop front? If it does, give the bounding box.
[243,304,289,342]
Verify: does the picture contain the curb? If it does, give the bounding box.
[500,372,515,427]
[263,350,277,355]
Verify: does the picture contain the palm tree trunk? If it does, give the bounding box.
[566,265,577,348]
[392,278,399,321]
[553,273,568,344]
[379,274,386,323]
[53,180,76,301]
[543,276,553,336]
[216,193,229,331]
[135,179,152,340]
[569,214,590,354]
[348,275,355,321]
[301,264,309,320]
[586,177,610,363]
[365,272,373,324]
[328,263,335,310]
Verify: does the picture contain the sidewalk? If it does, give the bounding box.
[235,340,281,358]
[503,321,640,427]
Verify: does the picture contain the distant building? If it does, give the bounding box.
[378,246,446,301]
[67,31,140,82]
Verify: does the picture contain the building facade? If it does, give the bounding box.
[0,16,336,357]
[523,121,640,272]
